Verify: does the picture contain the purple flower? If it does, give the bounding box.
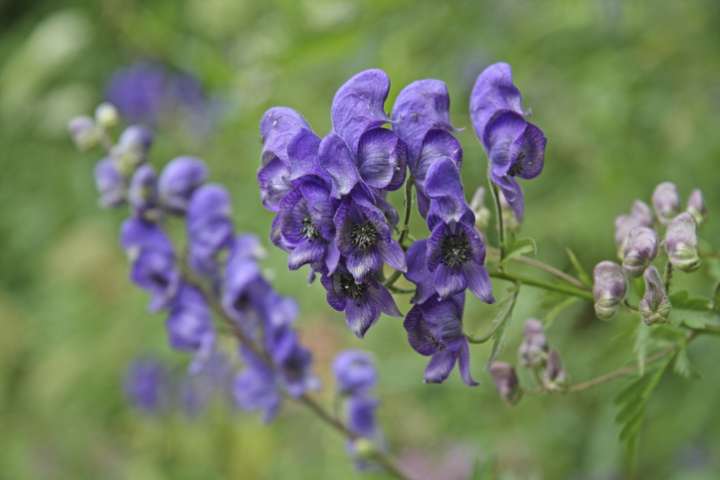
[621,226,658,277]
[166,284,215,359]
[95,157,126,207]
[665,212,700,272]
[187,184,235,276]
[124,358,169,413]
[687,189,707,225]
[321,266,400,338]
[639,266,671,325]
[426,220,494,302]
[403,294,477,386]
[221,243,267,328]
[158,156,208,214]
[233,347,281,422]
[614,200,653,250]
[404,239,436,305]
[518,318,548,368]
[347,394,379,439]
[652,181,680,224]
[120,218,180,311]
[470,63,546,221]
[181,350,234,416]
[424,157,473,228]
[333,350,377,395]
[592,261,627,320]
[489,361,521,404]
[334,189,406,281]
[112,125,153,174]
[128,164,161,221]
[265,319,319,397]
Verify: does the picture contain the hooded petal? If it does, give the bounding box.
[463,262,494,303]
[378,239,407,273]
[288,128,322,181]
[491,173,525,221]
[356,128,407,191]
[434,264,467,298]
[456,340,478,386]
[414,129,462,185]
[470,62,523,140]
[288,239,326,270]
[260,106,310,165]
[345,299,379,338]
[424,348,457,384]
[257,157,291,211]
[319,133,360,198]
[403,304,438,356]
[346,250,382,281]
[367,282,401,317]
[158,156,208,213]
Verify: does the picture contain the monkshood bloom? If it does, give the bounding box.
[665,212,700,272]
[187,184,235,277]
[95,157,126,207]
[592,261,627,320]
[404,294,477,386]
[128,164,161,221]
[234,347,281,422]
[120,218,180,311]
[639,266,671,325]
[333,350,377,395]
[158,156,208,214]
[518,319,548,368]
[652,181,680,225]
[124,358,169,413]
[166,284,215,366]
[321,265,400,338]
[180,350,235,416]
[489,361,521,404]
[68,115,101,151]
[687,189,707,225]
[614,200,653,251]
[470,63,547,221]
[621,226,658,277]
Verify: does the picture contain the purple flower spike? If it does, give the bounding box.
[391,79,453,161]
[233,348,281,423]
[124,358,169,413]
[321,266,400,338]
[333,350,377,395]
[331,69,390,152]
[469,62,524,139]
[187,184,235,276]
[426,221,494,302]
[404,295,477,386]
[95,157,126,207]
[158,156,208,214]
[129,164,161,221]
[334,189,406,281]
[166,284,215,354]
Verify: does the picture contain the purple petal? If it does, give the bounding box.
[492,173,525,221]
[404,304,437,355]
[426,223,448,272]
[368,282,401,317]
[346,250,382,281]
[434,264,467,298]
[319,133,360,198]
[260,106,310,165]
[331,69,390,152]
[456,340,478,386]
[469,62,523,140]
[484,110,528,172]
[379,239,407,272]
[345,300,379,338]
[414,129,463,186]
[257,157,291,211]
[288,128,322,181]
[424,349,457,384]
[326,239,340,273]
[357,128,406,191]
[463,262,494,303]
[288,239,325,270]
[158,156,208,213]
[405,239,434,304]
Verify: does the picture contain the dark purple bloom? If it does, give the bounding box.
[265,318,319,397]
[158,156,208,214]
[424,157,473,228]
[404,239,435,305]
[321,266,400,338]
[128,164,161,221]
[187,184,235,276]
[233,347,281,422]
[334,188,406,281]
[166,284,215,360]
[404,294,476,386]
[333,350,377,395]
[470,63,546,221]
[221,244,267,329]
[426,220,493,302]
[124,358,169,413]
[347,394,379,439]
[95,157,126,207]
[120,218,180,311]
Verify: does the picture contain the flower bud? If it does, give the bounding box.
[665,212,700,272]
[112,125,154,175]
[489,362,522,404]
[95,157,126,207]
[592,261,626,320]
[68,116,100,151]
[614,201,652,252]
[686,189,706,225]
[129,164,161,221]
[630,200,654,226]
[652,182,680,224]
[639,266,671,325]
[158,156,208,214]
[543,350,566,389]
[469,187,491,230]
[519,319,547,367]
[621,226,658,277]
[498,189,521,233]
[95,102,119,129]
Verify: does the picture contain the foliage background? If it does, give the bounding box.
[2,0,720,478]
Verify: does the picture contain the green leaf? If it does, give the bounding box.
[634,323,650,376]
[565,247,592,286]
[501,237,537,264]
[669,290,711,311]
[673,348,693,379]
[543,297,579,330]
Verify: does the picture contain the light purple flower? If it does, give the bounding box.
[489,361,521,404]
[518,319,548,368]
[129,164,161,221]
[158,156,208,214]
[112,125,153,174]
[187,184,235,277]
[166,284,215,356]
[621,226,658,277]
[333,350,377,395]
[124,358,169,413]
[614,200,653,249]
[687,189,707,225]
[592,261,627,320]
[639,266,671,325]
[652,182,680,224]
[665,212,700,272]
[233,347,281,422]
[95,157,126,207]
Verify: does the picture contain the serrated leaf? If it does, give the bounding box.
[565,247,592,286]
[501,237,537,264]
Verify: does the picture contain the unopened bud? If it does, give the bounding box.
[112,125,154,174]
[489,362,522,404]
[68,116,100,151]
[519,319,547,367]
[158,157,208,214]
[470,187,491,230]
[665,212,700,272]
[543,350,566,390]
[652,182,680,224]
[129,164,161,221]
[621,226,658,277]
[593,261,626,320]
[95,102,119,129]
[686,189,706,225]
[639,266,671,325]
[95,157,126,207]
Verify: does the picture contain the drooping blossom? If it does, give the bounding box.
[592,261,627,320]
[621,226,658,277]
[687,189,707,225]
[518,319,548,368]
[665,212,700,272]
[333,350,377,395]
[652,181,680,224]
[489,361,521,404]
[639,266,671,325]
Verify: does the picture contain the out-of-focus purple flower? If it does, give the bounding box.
[180,350,234,416]
[187,184,234,277]
[639,266,671,325]
[334,189,406,281]
[347,394,379,439]
[221,243,266,329]
[592,261,627,320]
[614,200,653,250]
[542,350,566,389]
[95,157,126,207]
[621,226,658,277]
[470,63,546,221]
[652,182,681,224]
[68,115,100,151]
[264,316,319,397]
[120,218,180,311]
[426,220,493,302]
[233,347,281,423]
[687,189,707,225]
[124,358,169,413]
[665,212,700,272]
[489,361,521,404]
[158,156,208,214]
[166,284,215,360]
[518,319,548,368]
[321,266,400,338]
[333,350,377,395]
[404,295,477,386]
[129,164,161,221]
[111,125,153,174]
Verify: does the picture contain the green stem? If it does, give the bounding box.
[489,180,506,263]
[489,270,593,301]
[465,286,520,344]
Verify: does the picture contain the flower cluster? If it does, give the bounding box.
[69,104,319,423]
[333,351,383,468]
[594,182,705,323]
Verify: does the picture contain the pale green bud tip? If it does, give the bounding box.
[686,189,706,225]
[68,115,99,151]
[95,102,119,129]
[352,438,376,459]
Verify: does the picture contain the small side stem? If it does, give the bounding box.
[397,176,414,249]
[489,270,593,301]
[489,180,505,262]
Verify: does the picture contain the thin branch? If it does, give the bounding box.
[489,270,593,301]
[489,180,506,263]
[465,286,520,344]
[511,255,588,290]
[664,261,674,293]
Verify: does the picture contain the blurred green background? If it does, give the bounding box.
[2,0,720,478]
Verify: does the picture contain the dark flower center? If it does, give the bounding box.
[339,273,367,300]
[233,293,251,312]
[350,222,378,251]
[302,216,319,240]
[440,232,471,268]
[150,272,169,289]
[508,152,525,176]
